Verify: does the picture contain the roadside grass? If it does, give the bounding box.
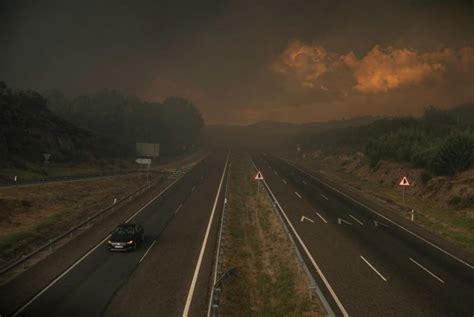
[301,158,474,252]
[0,159,139,182]
[219,152,324,316]
[0,174,157,262]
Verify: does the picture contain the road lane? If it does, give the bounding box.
[103,150,228,317]
[252,152,474,316]
[10,150,227,317]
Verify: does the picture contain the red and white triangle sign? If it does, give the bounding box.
[254,171,264,180]
[398,176,410,186]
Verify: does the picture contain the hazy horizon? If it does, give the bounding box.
[2,0,474,125]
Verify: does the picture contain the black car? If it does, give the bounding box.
[107,223,144,251]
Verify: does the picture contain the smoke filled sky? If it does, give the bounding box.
[1,0,474,124]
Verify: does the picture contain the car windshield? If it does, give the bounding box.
[113,227,134,235]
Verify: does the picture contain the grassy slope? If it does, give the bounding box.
[0,173,160,262]
[220,152,324,316]
[298,154,474,252]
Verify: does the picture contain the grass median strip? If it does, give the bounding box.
[219,152,324,316]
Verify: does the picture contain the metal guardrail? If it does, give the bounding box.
[0,174,165,277]
[249,154,335,317]
[207,160,231,317]
[0,169,161,188]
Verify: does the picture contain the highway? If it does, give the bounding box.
[251,152,474,317]
[0,149,229,317]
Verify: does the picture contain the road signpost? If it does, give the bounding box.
[254,171,264,192]
[398,176,411,204]
[43,153,51,175]
[136,158,152,183]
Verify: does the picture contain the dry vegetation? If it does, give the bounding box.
[298,152,474,252]
[219,152,324,316]
[0,173,157,264]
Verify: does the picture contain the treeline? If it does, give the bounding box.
[0,82,122,165]
[301,105,474,176]
[45,89,203,156]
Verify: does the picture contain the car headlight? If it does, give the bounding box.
[127,240,134,244]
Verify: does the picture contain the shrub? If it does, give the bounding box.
[449,195,474,210]
[420,171,432,185]
[411,147,437,168]
[430,131,474,175]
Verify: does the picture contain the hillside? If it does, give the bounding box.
[299,105,474,176]
[45,90,203,156]
[0,82,122,167]
[203,116,377,148]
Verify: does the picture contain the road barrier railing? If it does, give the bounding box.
[0,169,163,188]
[0,173,166,279]
[249,155,335,317]
[207,160,231,317]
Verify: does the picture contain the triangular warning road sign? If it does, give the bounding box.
[398,176,410,186]
[254,171,264,180]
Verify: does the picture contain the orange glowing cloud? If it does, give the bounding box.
[345,46,445,93]
[271,40,338,89]
[272,42,474,94]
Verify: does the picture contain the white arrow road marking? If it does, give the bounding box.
[139,240,157,263]
[321,194,329,200]
[373,220,389,228]
[300,215,315,223]
[315,212,328,223]
[360,256,387,281]
[349,214,364,225]
[338,218,352,225]
[409,258,445,284]
[295,192,302,199]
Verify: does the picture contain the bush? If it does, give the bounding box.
[448,195,474,210]
[411,147,437,168]
[420,171,432,185]
[430,131,474,175]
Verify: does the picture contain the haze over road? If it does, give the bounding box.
[0,149,229,317]
[251,152,474,316]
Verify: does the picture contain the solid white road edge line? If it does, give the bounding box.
[315,212,328,224]
[321,194,329,200]
[295,191,302,199]
[360,256,387,282]
[174,204,183,214]
[409,257,445,284]
[139,240,157,263]
[250,157,348,317]
[284,159,474,270]
[12,157,204,317]
[349,214,364,226]
[182,151,229,317]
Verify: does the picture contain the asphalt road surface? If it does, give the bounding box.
[4,149,228,317]
[251,152,474,317]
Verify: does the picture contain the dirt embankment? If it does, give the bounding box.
[298,151,474,251]
[220,152,324,316]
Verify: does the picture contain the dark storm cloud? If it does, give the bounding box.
[1,0,474,124]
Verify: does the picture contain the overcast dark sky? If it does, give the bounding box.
[1,0,474,124]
